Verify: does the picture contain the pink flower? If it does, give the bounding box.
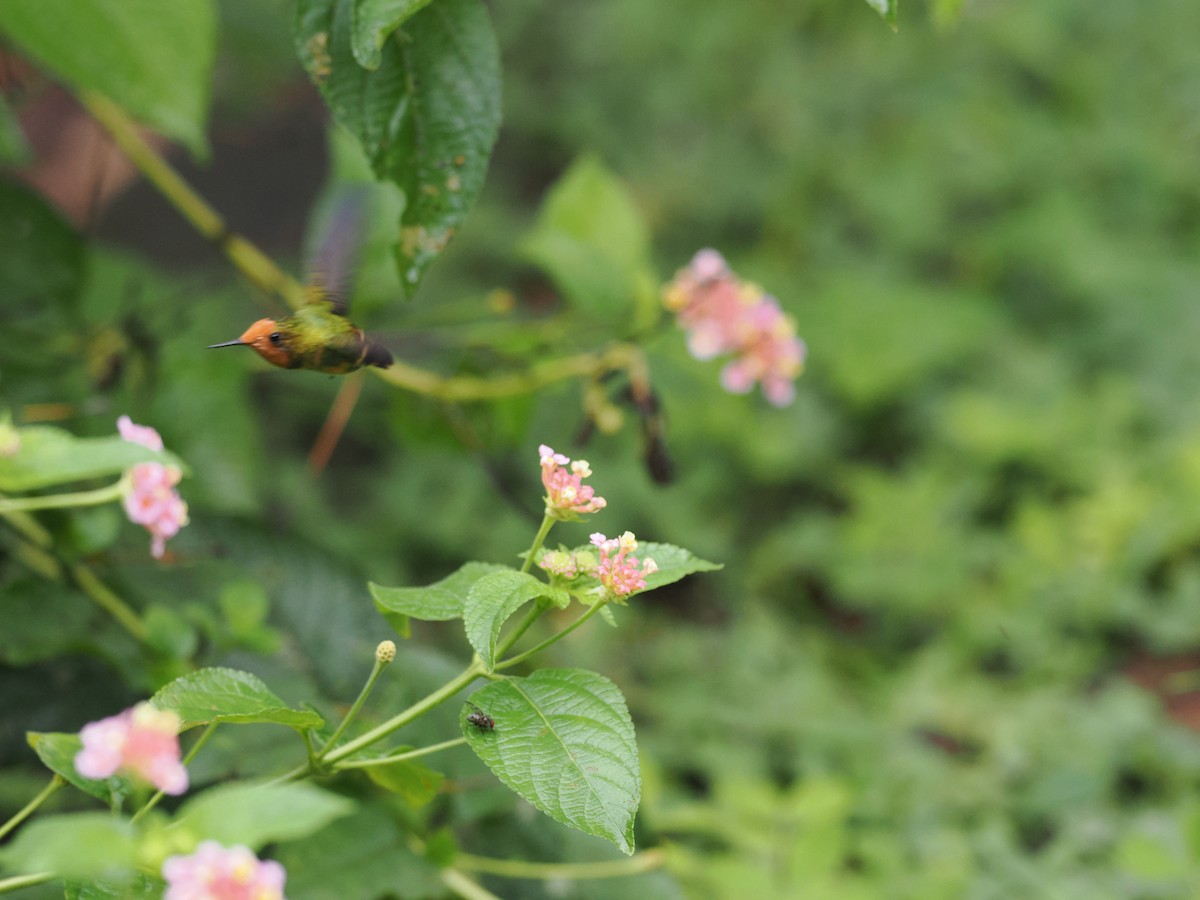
[539,444,607,520]
[538,548,581,578]
[162,841,286,900]
[118,417,188,558]
[117,415,164,452]
[662,250,806,406]
[75,702,188,795]
[589,531,658,599]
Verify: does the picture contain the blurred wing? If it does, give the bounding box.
[306,186,369,317]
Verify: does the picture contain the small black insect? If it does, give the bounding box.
[465,702,495,732]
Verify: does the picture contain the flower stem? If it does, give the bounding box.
[333,737,467,771]
[495,602,607,671]
[0,776,63,842]
[131,722,217,824]
[79,89,308,311]
[317,652,391,760]
[69,563,149,642]
[521,513,556,575]
[0,873,56,894]
[0,476,129,514]
[439,868,503,900]
[323,661,485,765]
[454,849,666,880]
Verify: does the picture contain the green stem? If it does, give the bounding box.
[0,776,63,842]
[0,508,54,548]
[323,661,484,765]
[318,654,390,759]
[3,517,147,641]
[333,737,466,771]
[521,513,556,575]
[79,89,308,311]
[454,849,666,880]
[0,476,128,514]
[495,602,607,671]
[0,873,56,894]
[70,563,148,642]
[131,722,217,824]
[439,868,503,900]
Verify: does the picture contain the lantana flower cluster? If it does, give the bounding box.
[535,446,656,600]
[662,249,806,407]
[162,841,287,900]
[118,415,188,558]
[590,531,658,598]
[540,444,607,520]
[74,702,189,795]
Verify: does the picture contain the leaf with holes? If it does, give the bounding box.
[295,0,501,295]
[464,669,640,854]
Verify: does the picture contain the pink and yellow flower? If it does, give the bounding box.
[162,841,286,900]
[589,531,658,599]
[539,444,607,520]
[117,416,188,558]
[662,250,805,407]
[74,702,188,795]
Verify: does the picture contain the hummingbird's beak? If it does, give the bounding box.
[207,339,246,349]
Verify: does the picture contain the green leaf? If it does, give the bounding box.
[27,732,131,807]
[151,667,324,732]
[363,754,445,807]
[463,569,556,670]
[636,542,723,592]
[520,154,656,323]
[351,0,433,70]
[370,561,506,634]
[276,803,443,900]
[0,813,135,878]
[464,669,640,854]
[0,0,216,157]
[296,0,501,295]
[64,874,161,900]
[863,0,899,30]
[173,782,354,850]
[0,425,178,492]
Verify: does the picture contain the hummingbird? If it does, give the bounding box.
[208,192,394,374]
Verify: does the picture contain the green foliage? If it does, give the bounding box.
[171,782,353,849]
[463,569,556,669]
[521,154,659,327]
[5,0,1200,895]
[295,0,501,295]
[864,0,899,30]
[0,813,136,879]
[350,0,435,69]
[466,669,640,854]
[0,426,176,492]
[370,561,507,633]
[27,733,129,808]
[0,0,215,156]
[150,668,324,732]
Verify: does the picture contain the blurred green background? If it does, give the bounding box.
[6,0,1200,896]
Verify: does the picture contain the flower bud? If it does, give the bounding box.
[375,640,397,664]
